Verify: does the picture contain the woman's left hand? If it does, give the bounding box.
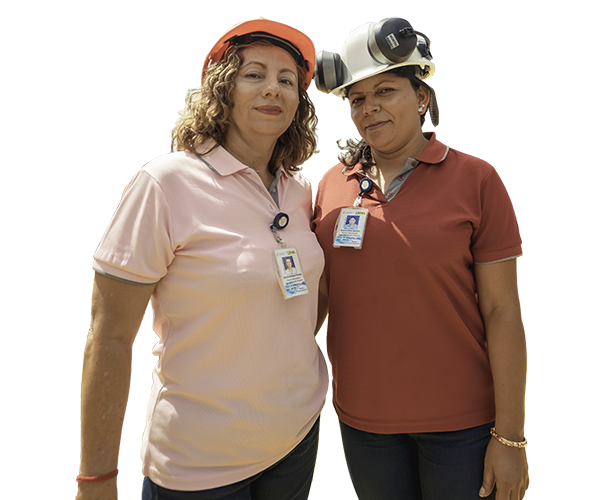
[479,438,529,499]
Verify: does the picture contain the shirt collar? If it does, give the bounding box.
[341,163,362,176]
[416,132,449,164]
[341,132,449,177]
[195,139,290,179]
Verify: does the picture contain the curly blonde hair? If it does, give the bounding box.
[171,42,318,174]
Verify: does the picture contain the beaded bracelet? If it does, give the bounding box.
[76,469,119,483]
[490,427,527,448]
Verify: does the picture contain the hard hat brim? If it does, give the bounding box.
[202,19,315,90]
[331,60,435,98]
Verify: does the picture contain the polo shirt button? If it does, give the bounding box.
[412,161,417,166]
[271,188,276,193]
[386,191,393,197]
[398,175,405,181]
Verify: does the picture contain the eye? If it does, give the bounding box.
[378,87,395,95]
[280,77,295,86]
[350,96,364,106]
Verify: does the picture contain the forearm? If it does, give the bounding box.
[485,307,527,441]
[76,274,154,498]
[79,331,133,476]
[475,260,529,497]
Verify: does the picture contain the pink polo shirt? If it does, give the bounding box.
[93,144,328,490]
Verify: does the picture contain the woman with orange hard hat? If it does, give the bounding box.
[76,19,327,500]
[312,17,529,500]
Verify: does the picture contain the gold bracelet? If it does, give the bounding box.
[490,427,527,448]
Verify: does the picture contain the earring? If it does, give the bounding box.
[418,104,425,113]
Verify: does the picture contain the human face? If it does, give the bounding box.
[227,44,300,144]
[348,73,427,156]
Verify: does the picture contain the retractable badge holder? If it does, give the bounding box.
[333,178,372,249]
[270,212,309,300]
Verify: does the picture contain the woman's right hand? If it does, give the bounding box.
[76,479,117,500]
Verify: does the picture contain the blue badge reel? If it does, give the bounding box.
[272,212,289,230]
[359,177,373,195]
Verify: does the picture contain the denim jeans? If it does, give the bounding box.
[339,419,496,500]
[142,417,319,500]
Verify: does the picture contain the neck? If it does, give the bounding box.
[365,133,428,192]
[224,130,277,188]
[371,132,428,173]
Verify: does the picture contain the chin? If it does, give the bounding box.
[365,139,393,152]
[253,123,291,137]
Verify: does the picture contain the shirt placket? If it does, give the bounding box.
[382,159,419,201]
[355,158,419,204]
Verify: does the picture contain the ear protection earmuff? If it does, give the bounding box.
[368,18,431,65]
[314,18,433,95]
[314,51,349,95]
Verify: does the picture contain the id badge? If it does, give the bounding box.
[333,207,369,249]
[273,247,309,299]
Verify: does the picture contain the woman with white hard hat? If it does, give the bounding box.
[76,19,328,500]
[313,18,529,500]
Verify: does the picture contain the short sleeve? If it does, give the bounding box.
[93,169,175,284]
[471,168,522,264]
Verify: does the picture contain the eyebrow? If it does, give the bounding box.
[348,79,398,97]
[241,61,297,78]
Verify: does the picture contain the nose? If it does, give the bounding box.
[262,75,281,97]
[363,93,380,115]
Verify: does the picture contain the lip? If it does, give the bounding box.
[364,120,388,131]
[255,106,282,115]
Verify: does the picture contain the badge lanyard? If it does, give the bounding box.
[333,177,373,249]
[270,212,309,300]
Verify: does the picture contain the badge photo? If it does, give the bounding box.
[333,208,369,249]
[273,247,309,299]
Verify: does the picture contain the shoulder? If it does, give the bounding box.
[430,145,499,188]
[135,150,232,200]
[141,150,202,184]
[288,170,311,190]
[444,147,495,176]
[318,162,348,187]
[421,133,496,179]
[326,162,349,176]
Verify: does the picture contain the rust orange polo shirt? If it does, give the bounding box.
[313,133,522,433]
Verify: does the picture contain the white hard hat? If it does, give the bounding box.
[315,18,435,98]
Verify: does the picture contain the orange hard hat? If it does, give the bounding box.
[202,19,315,90]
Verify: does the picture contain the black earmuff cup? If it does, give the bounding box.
[369,18,418,64]
[315,50,349,93]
